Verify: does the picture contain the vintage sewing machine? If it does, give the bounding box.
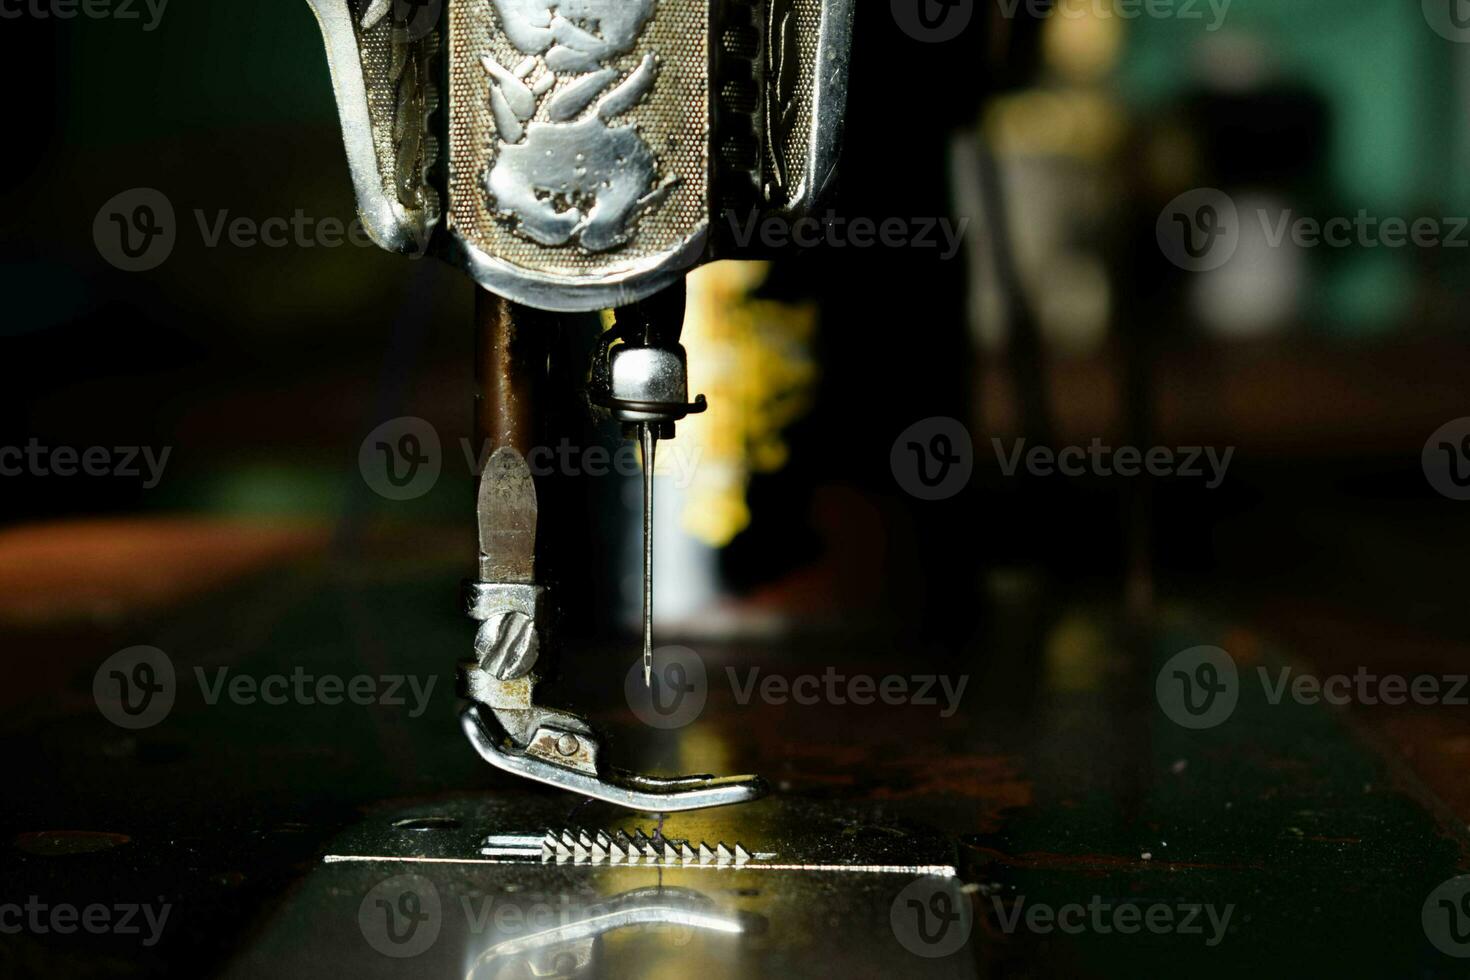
[304,0,854,813]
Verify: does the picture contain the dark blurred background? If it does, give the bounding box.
[2,2,1465,651]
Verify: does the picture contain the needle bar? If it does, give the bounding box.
[641,423,655,687]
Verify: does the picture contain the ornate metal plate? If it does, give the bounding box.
[306,0,854,312]
[444,0,711,309]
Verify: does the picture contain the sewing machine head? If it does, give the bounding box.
[305,0,854,309]
[303,0,854,814]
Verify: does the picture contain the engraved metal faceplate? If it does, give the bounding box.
[445,0,711,308]
[305,0,440,254]
[305,0,854,312]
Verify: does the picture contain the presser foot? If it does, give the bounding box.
[459,702,768,813]
[465,446,766,812]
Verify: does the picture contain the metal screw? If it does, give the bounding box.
[475,611,538,679]
[556,733,580,757]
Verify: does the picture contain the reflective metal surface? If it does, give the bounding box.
[303,0,440,255]
[303,0,858,310]
[461,447,766,810]
[321,794,958,876]
[224,794,965,977]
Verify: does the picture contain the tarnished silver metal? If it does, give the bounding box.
[461,706,769,811]
[445,0,708,309]
[305,0,856,311]
[465,582,546,678]
[321,795,961,876]
[304,0,440,254]
[461,446,767,811]
[640,423,654,688]
[473,610,538,678]
[607,345,705,425]
[482,828,763,865]
[477,448,538,583]
[463,886,741,980]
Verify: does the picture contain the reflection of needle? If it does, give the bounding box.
[641,422,655,688]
